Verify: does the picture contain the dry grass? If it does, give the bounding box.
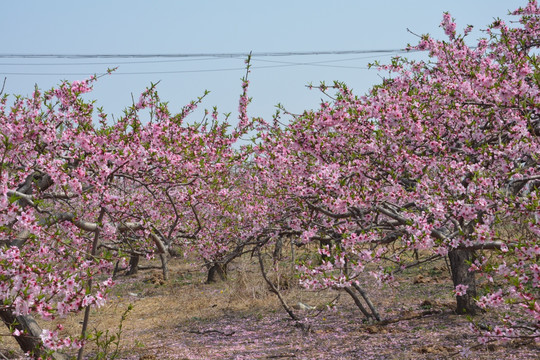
[1,252,538,359]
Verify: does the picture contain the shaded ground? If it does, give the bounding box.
[1,255,538,359]
[131,309,537,360]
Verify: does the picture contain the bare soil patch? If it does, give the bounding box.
[1,255,538,359]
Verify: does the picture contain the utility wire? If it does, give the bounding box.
[0,57,225,66]
[0,49,415,59]
[0,49,420,76]
[0,52,397,66]
[0,63,370,76]
[0,53,397,67]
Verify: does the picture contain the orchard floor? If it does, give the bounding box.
[1,255,538,360]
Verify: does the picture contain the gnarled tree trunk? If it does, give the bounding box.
[206,263,227,283]
[0,309,67,360]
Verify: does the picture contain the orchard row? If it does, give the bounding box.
[1,2,539,358]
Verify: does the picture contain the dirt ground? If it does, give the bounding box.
[1,254,538,360]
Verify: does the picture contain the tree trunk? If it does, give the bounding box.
[160,252,169,281]
[448,249,478,315]
[206,263,227,283]
[272,237,283,263]
[126,254,140,276]
[344,287,373,320]
[0,309,68,360]
[352,283,381,321]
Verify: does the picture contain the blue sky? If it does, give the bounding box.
[0,0,524,124]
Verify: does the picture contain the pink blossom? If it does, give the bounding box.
[454,284,469,297]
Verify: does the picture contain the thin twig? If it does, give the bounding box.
[406,28,422,38]
[257,249,301,323]
[0,77,6,96]
[188,329,235,336]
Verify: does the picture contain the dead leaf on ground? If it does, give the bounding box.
[413,275,433,284]
[144,273,165,285]
[139,355,157,360]
[414,344,451,354]
[364,325,388,334]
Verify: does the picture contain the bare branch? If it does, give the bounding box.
[0,77,5,96]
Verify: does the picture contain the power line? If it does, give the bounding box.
[0,49,419,76]
[252,53,399,68]
[0,63,370,76]
[0,53,394,67]
[0,57,228,66]
[0,49,415,59]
